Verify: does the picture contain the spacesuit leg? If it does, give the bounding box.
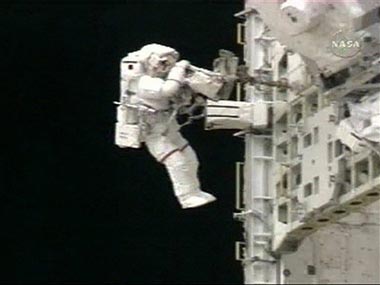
[145,123,216,209]
[163,145,216,209]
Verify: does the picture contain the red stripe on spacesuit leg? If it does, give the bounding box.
[159,143,189,163]
[179,143,189,152]
[159,148,181,163]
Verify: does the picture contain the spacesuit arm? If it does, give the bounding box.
[161,60,189,97]
[138,60,189,99]
[137,75,182,100]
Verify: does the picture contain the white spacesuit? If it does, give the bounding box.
[116,44,217,209]
[337,92,380,153]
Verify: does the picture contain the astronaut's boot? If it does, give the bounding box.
[164,146,216,209]
[180,191,217,209]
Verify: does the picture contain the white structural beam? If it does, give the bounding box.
[241,9,280,285]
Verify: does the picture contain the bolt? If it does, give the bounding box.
[283,269,291,277]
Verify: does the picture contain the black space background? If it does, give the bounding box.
[2,1,245,283]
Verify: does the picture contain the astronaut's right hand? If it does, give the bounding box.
[167,60,190,83]
[175,60,191,69]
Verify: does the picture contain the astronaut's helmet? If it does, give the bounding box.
[139,43,179,77]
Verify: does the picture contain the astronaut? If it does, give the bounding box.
[337,92,380,153]
[116,44,217,209]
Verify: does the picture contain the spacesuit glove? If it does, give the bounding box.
[175,60,191,69]
[167,60,190,83]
